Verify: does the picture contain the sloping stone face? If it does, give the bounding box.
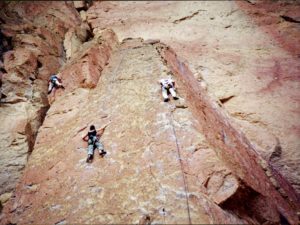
[0,1,299,224]
[0,1,81,207]
[86,0,300,195]
[2,38,247,225]
[2,36,298,224]
[157,43,299,224]
[56,29,119,97]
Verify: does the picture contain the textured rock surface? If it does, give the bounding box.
[63,22,91,60]
[0,1,299,224]
[158,43,299,224]
[0,1,81,207]
[3,39,247,224]
[86,0,300,194]
[58,28,119,97]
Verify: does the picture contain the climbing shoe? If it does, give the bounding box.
[86,154,93,163]
[100,150,107,157]
[173,96,179,100]
[164,98,169,102]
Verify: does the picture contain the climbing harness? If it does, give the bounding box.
[168,106,192,224]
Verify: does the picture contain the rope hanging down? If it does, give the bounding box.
[169,110,192,224]
[110,51,126,83]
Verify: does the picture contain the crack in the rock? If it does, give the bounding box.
[174,104,188,109]
[280,15,300,24]
[115,76,149,82]
[54,219,66,225]
[219,95,235,104]
[230,111,269,127]
[202,169,230,189]
[226,9,239,17]
[173,10,205,24]
[244,0,256,5]
[0,98,27,104]
[269,138,282,162]
[96,211,135,217]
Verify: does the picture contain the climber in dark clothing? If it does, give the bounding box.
[82,124,108,163]
[48,74,65,95]
[0,70,6,102]
[0,74,2,102]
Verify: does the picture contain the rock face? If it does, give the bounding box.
[86,0,300,195]
[0,1,81,208]
[157,43,299,224]
[2,36,245,224]
[2,35,299,224]
[0,1,299,224]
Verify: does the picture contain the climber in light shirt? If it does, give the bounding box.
[159,76,179,102]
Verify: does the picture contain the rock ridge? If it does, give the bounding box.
[2,36,299,224]
[0,1,299,224]
[0,1,82,211]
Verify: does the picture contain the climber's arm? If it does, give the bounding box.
[97,123,110,137]
[82,133,89,142]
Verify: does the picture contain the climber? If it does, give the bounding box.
[47,74,65,95]
[82,124,108,163]
[0,72,2,103]
[0,69,5,103]
[159,76,179,102]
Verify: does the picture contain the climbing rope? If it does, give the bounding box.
[108,47,191,223]
[169,108,192,224]
[110,51,126,83]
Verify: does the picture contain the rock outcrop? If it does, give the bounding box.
[157,43,299,224]
[2,34,299,224]
[86,0,300,195]
[0,1,81,209]
[1,34,245,224]
[0,1,299,224]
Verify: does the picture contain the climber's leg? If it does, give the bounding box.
[95,138,106,155]
[87,140,94,162]
[169,87,178,100]
[48,82,54,94]
[55,79,65,89]
[162,87,169,102]
[87,143,94,156]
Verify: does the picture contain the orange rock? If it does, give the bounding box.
[86,1,300,196]
[51,29,118,103]
[3,39,246,225]
[1,1,299,225]
[0,1,82,207]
